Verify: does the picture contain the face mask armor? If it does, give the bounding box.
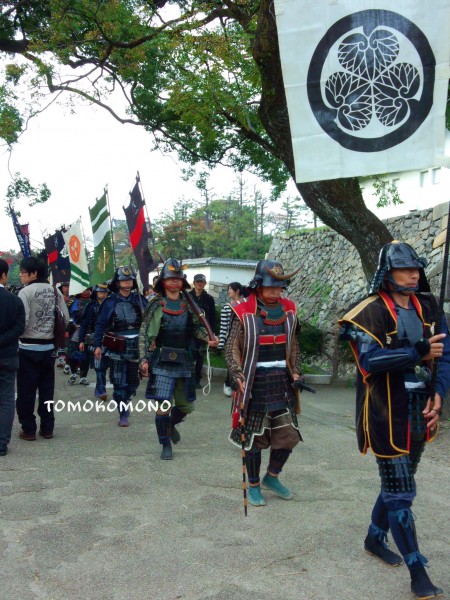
[248,260,300,290]
[154,258,191,294]
[368,241,430,294]
[108,266,138,292]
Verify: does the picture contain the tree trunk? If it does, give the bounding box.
[252,0,393,279]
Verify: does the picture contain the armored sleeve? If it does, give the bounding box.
[78,302,95,343]
[289,321,302,376]
[342,322,423,373]
[138,297,163,359]
[224,316,245,388]
[93,297,115,348]
[192,310,209,343]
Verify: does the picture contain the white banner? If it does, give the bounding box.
[274,0,450,183]
[62,219,90,296]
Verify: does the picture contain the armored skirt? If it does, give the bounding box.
[229,366,301,451]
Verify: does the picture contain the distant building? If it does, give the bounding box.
[361,131,450,220]
[150,257,258,303]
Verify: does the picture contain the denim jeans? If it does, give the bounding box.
[0,356,19,446]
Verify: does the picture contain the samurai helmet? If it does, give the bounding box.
[248,259,300,289]
[108,265,138,292]
[91,283,109,298]
[154,258,190,294]
[369,241,430,294]
[93,283,109,293]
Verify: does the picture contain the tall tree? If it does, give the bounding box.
[154,195,272,260]
[1,1,435,277]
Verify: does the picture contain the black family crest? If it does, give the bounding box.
[307,10,435,152]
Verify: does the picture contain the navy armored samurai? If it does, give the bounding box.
[339,242,450,600]
[94,267,147,427]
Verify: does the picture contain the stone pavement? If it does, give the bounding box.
[1,369,449,600]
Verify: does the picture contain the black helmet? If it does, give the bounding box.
[93,283,109,293]
[248,259,300,289]
[154,258,190,294]
[369,241,429,294]
[108,266,138,292]
[91,283,109,299]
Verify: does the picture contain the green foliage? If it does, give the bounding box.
[214,304,221,336]
[209,351,227,369]
[299,321,324,360]
[338,338,355,365]
[6,260,20,287]
[153,195,272,260]
[5,173,51,216]
[359,174,403,208]
[0,85,22,144]
[0,1,289,194]
[371,176,403,208]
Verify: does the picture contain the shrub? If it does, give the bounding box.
[299,321,324,360]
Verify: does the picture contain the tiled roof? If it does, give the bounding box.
[185,257,257,268]
[153,257,258,268]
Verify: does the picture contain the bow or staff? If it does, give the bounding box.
[427,199,450,436]
[231,389,248,517]
[182,291,216,341]
[239,395,248,517]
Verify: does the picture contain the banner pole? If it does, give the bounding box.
[137,171,160,275]
[105,186,117,271]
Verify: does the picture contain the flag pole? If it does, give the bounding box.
[105,186,117,271]
[136,171,160,275]
[79,216,91,281]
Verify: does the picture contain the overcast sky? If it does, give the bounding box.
[1,92,448,256]
[1,97,285,253]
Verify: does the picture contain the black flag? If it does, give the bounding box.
[43,229,71,284]
[123,181,158,287]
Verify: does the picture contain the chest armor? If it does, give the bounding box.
[73,299,90,325]
[88,302,101,332]
[111,298,142,333]
[257,315,286,362]
[395,306,424,349]
[157,307,193,348]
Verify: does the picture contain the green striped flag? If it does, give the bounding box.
[62,219,91,295]
[89,193,114,285]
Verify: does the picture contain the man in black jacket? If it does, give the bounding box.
[0,259,25,456]
[189,273,216,388]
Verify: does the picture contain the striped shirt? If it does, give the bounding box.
[218,303,232,349]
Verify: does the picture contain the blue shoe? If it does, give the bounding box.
[262,473,293,499]
[248,485,266,506]
[118,416,129,427]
